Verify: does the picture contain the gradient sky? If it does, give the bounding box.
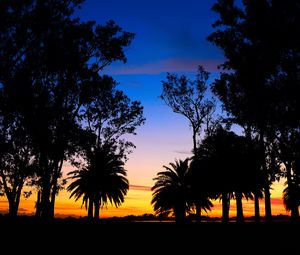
[0,0,289,218]
[78,0,224,187]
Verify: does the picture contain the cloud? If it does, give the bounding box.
[129,185,151,192]
[174,150,193,155]
[106,58,222,75]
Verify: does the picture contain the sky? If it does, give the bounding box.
[0,0,289,218]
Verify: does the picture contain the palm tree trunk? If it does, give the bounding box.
[175,205,185,224]
[264,184,272,221]
[254,190,260,222]
[88,197,93,219]
[235,192,244,222]
[222,192,230,223]
[94,201,100,220]
[291,204,299,221]
[196,204,201,222]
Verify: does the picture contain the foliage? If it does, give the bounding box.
[0,0,141,218]
[68,144,129,218]
[161,66,216,153]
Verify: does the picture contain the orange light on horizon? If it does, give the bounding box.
[0,185,289,219]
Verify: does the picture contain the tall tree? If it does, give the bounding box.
[207,0,299,221]
[161,65,216,220]
[161,66,215,155]
[68,74,145,218]
[0,0,135,218]
[0,111,36,217]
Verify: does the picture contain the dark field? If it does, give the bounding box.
[0,216,298,253]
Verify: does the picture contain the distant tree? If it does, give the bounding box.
[152,159,193,224]
[193,127,263,222]
[68,144,129,219]
[151,158,213,223]
[0,90,37,217]
[207,0,300,221]
[161,66,216,220]
[0,0,135,219]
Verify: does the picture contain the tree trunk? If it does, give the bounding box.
[175,204,185,224]
[39,152,52,219]
[49,159,64,218]
[50,184,57,218]
[35,191,41,217]
[222,192,230,223]
[264,184,272,222]
[88,197,93,219]
[196,205,202,222]
[286,164,299,222]
[291,203,299,222]
[2,172,24,218]
[259,129,272,222]
[193,129,202,222]
[254,190,260,223]
[94,201,100,220]
[235,191,244,222]
[8,198,17,217]
[14,182,23,217]
[40,174,52,219]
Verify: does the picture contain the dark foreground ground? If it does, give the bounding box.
[0,216,298,253]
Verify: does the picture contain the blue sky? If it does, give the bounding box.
[76,0,225,186]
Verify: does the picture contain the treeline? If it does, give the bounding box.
[0,0,145,219]
[152,0,300,223]
[0,0,299,223]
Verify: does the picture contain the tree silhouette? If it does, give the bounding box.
[152,159,192,224]
[68,144,128,219]
[188,161,214,222]
[161,66,215,155]
[0,0,135,219]
[207,0,300,222]
[0,97,37,217]
[161,66,216,220]
[193,127,263,222]
[81,74,145,160]
[283,178,300,220]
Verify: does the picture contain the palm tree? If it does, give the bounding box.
[67,168,95,218]
[283,180,300,221]
[151,159,192,223]
[68,145,129,219]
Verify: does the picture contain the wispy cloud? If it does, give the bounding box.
[174,150,193,155]
[129,185,151,191]
[106,58,222,75]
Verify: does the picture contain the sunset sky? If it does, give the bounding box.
[0,0,289,218]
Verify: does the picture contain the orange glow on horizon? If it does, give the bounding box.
[0,180,289,219]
